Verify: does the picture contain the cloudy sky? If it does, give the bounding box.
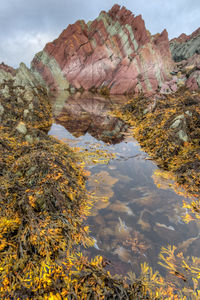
[0,0,199,68]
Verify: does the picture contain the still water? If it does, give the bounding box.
[48,91,200,276]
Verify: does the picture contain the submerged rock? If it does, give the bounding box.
[31,4,174,95]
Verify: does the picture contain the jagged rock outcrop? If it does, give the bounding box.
[31,4,174,95]
[170,28,200,62]
[0,62,16,76]
[170,28,200,91]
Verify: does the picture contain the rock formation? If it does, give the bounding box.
[0,62,51,136]
[31,4,174,95]
[169,28,200,91]
[0,62,16,76]
[170,28,200,62]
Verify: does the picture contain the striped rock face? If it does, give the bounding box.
[31,4,174,95]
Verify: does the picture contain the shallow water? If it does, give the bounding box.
[48,92,200,276]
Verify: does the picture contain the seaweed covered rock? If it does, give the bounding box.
[0,64,95,296]
[0,64,51,132]
[119,89,200,198]
[0,62,131,298]
[0,63,52,176]
[0,63,157,299]
[0,132,96,297]
[1,61,199,297]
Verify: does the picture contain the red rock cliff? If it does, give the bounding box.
[31,4,174,94]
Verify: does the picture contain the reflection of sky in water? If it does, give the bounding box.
[49,115,200,277]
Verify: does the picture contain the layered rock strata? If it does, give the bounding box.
[31,4,174,94]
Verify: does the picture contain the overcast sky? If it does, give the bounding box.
[0,0,199,68]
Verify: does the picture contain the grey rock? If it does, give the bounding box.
[28,103,34,110]
[0,69,13,83]
[16,122,27,135]
[25,134,33,143]
[26,166,37,176]
[177,79,186,87]
[185,110,192,116]
[170,35,200,62]
[15,87,24,96]
[174,114,185,121]
[69,86,76,94]
[17,97,24,104]
[178,130,188,142]
[14,63,40,91]
[23,109,29,118]
[170,119,181,129]
[0,103,4,115]
[143,108,148,115]
[24,90,34,102]
[1,85,10,98]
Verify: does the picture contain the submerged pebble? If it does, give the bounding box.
[114,246,132,263]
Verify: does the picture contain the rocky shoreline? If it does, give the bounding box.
[1,3,200,298]
[0,64,95,297]
[1,63,200,300]
[0,58,157,299]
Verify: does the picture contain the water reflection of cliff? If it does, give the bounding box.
[51,92,130,144]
